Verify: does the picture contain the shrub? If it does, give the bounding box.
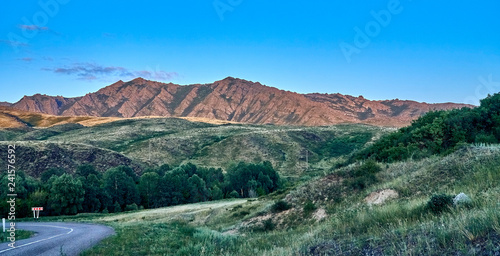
[343,161,382,190]
[272,200,291,213]
[262,219,275,231]
[125,203,139,211]
[346,176,374,190]
[303,201,317,216]
[228,190,240,198]
[353,160,382,177]
[427,194,454,214]
[256,187,266,197]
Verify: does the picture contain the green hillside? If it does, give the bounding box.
[356,93,500,162]
[0,118,388,177]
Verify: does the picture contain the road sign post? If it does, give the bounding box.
[2,218,5,232]
[31,207,43,221]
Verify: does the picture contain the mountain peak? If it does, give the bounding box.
[130,77,148,83]
[221,76,237,81]
[217,76,255,84]
[9,78,473,127]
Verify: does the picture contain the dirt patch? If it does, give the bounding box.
[364,189,398,205]
[312,208,327,221]
[285,173,343,205]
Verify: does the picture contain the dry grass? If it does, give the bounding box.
[0,112,27,128]
[0,107,245,128]
[97,199,249,224]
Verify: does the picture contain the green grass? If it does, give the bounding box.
[19,145,498,255]
[0,229,35,242]
[1,119,388,177]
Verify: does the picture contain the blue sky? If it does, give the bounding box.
[1,0,499,105]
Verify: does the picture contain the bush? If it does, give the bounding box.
[262,219,275,231]
[228,190,240,198]
[353,161,382,177]
[427,194,454,214]
[303,201,317,216]
[343,161,382,190]
[125,203,139,211]
[272,200,291,213]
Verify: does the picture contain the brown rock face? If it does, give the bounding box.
[13,94,81,116]
[11,77,472,127]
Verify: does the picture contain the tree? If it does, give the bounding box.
[103,167,140,209]
[112,165,139,183]
[75,164,99,178]
[156,173,180,207]
[41,168,65,183]
[29,190,49,211]
[156,164,171,176]
[226,162,280,198]
[180,163,197,177]
[257,172,273,194]
[138,172,160,208]
[197,167,224,188]
[210,185,223,201]
[357,93,500,163]
[0,172,29,200]
[80,174,107,213]
[170,167,191,204]
[113,201,122,213]
[188,174,209,203]
[48,174,85,215]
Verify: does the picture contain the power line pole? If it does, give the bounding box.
[148,140,152,164]
[305,149,308,172]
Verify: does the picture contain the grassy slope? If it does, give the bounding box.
[0,107,125,128]
[1,118,387,177]
[38,145,500,255]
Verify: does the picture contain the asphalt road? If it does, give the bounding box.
[0,222,114,256]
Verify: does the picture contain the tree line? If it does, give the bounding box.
[356,93,500,162]
[0,161,280,217]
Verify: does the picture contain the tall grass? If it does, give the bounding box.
[75,146,500,255]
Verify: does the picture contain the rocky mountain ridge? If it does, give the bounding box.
[10,77,472,127]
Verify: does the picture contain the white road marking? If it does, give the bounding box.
[0,224,74,254]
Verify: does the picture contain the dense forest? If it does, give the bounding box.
[356,93,500,162]
[0,161,280,218]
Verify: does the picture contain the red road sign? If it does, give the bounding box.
[32,207,43,211]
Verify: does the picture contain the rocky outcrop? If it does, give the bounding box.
[0,141,143,177]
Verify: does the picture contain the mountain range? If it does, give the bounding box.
[8,77,471,127]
